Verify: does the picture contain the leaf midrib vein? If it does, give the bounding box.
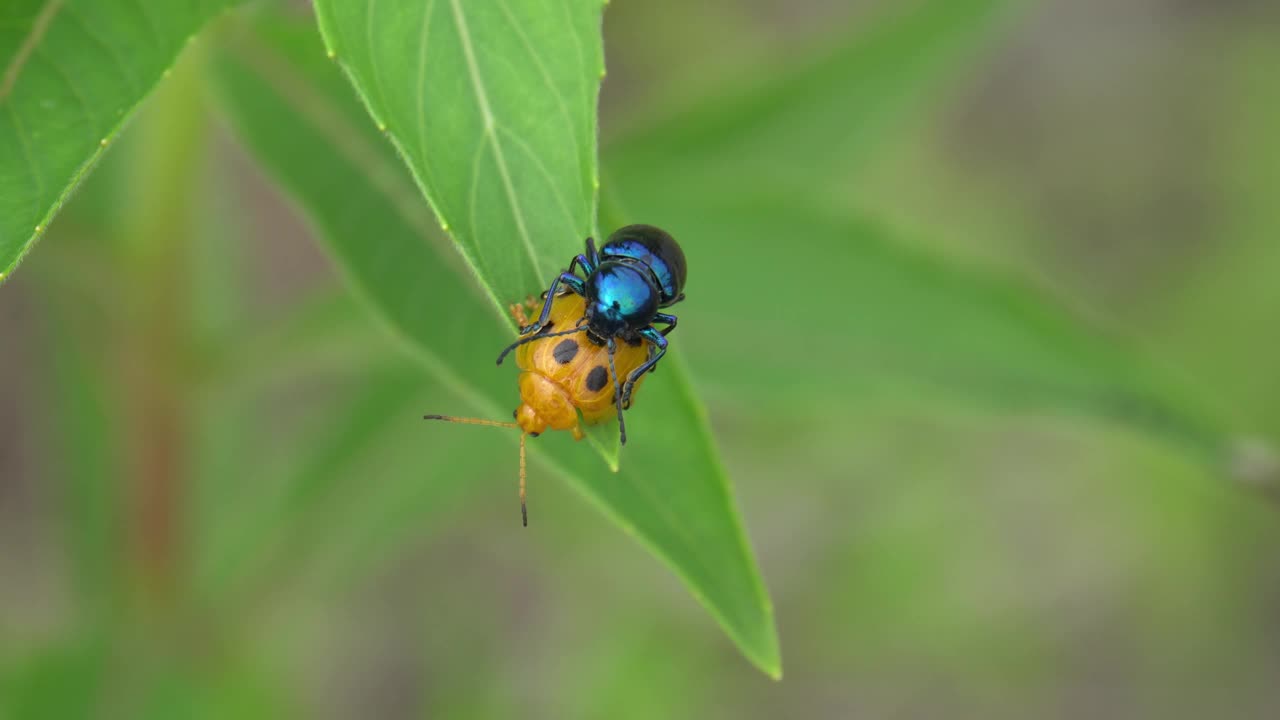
[447,0,545,284]
[495,0,585,208]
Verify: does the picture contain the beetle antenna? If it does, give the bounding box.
[423,414,519,429]
[425,415,530,528]
[519,433,528,526]
[606,339,627,446]
[495,325,584,366]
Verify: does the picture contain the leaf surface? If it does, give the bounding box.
[603,0,1248,475]
[211,16,779,676]
[605,0,1018,201]
[0,0,240,280]
[313,0,604,302]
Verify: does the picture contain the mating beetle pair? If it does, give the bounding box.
[426,225,686,525]
[498,224,686,418]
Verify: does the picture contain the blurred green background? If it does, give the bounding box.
[3,0,1280,717]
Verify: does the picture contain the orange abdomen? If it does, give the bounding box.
[512,294,650,438]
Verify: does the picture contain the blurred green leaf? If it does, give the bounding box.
[200,366,422,596]
[312,0,604,303]
[602,0,1253,477]
[37,288,126,621]
[211,17,779,677]
[205,289,401,398]
[1151,35,1280,438]
[617,193,1238,474]
[606,0,1019,203]
[0,0,242,281]
[299,382,494,585]
[133,656,287,720]
[0,638,107,720]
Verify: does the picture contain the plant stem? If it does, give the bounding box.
[119,52,206,615]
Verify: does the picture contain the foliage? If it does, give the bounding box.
[0,0,244,279]
[3,0,1279,715]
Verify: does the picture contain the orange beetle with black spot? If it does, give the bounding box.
[425,292,650,526]
[512,292,650,440]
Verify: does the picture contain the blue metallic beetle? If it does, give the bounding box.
[496,224,686,444]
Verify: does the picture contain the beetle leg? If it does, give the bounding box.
[607,338,627,446]
[621,327,668,408]
[525,272,586,335]
[653,312,678,337]
[496,324,587,366]
[568,250,596,277]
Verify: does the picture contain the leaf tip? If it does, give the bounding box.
[754,617,784,681]
[723,586,782,679]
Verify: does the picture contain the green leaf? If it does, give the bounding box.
[0,638,109,719]
[35,285,126,621]
[0,0,242,282]
[635,196,1233,463]
[313,0,604,304]
[600,0,1256,476]
[606,0,1019,201]
[211,16,779,677]
[199,365,424,597]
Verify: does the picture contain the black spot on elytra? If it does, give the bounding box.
[586,365,608,392]
[553,338,579,364]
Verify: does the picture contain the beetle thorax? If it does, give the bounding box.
[585,262,659,340]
